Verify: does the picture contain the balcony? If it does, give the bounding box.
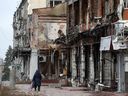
[113,20,128,50]
[114,20,128,36]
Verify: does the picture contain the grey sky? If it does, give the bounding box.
[0,0,21,59]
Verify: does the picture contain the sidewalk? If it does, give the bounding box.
[15,84,91,96]
[15,84,128,96]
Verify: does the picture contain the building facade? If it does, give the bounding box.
[13,0,66,80]
[29,3,67,79]
[66,0,128,92]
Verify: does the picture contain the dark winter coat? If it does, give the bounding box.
[32,70,42,86]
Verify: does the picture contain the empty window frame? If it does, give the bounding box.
[50,0,62,7]
[124,0,128,8]
[50,1,54,7]
[54,1,62,5]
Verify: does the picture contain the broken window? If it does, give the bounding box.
[54,1,62,5]
[74,1,79,25]
[69,5,72,27]
[50,0,62,7]
[50,1,53,7]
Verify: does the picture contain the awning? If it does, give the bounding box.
[100,36,111,51]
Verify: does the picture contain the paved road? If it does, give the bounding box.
[15,84,128,96]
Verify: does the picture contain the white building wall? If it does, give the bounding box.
[40,23,66,41]
[29,49,38,80]
[28,0,47,14]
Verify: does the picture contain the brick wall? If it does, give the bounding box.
[123,9,128,20]
[91,0,98,17]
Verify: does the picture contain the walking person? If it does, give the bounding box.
[32,70,42,92]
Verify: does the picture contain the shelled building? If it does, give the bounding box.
[66,0,128,92]
[13,0,66,80]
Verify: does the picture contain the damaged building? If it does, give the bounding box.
[13,0,128,92]
[66,0,128,92]
[13,0,66,81]
[29,3,67,80]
